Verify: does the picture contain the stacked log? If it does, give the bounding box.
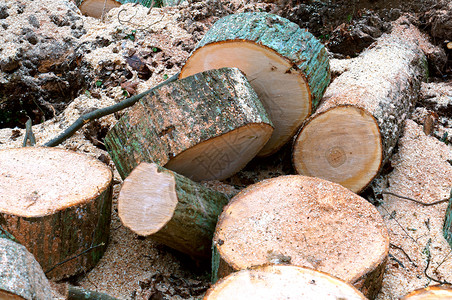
[204,265,367,300]
[118,162,229,258]
[0,147,113,280]
[74,0,121,18]
[212,175,389,299]
[401,285,452,299]
[292,21,428,193]
[180,12,330,156]
[105,67,273,181]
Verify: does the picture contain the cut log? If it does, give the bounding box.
[444,189,452,249]
[204,265,367,300]
[180,12,330,157]
[118,162,229,258]
[0,237,53,300]
[0,147,113,280]
[212,175,389,299]
[105,67,273,181]
[74,0,121,18]
[401,285,452,299]
[292,21,428,193]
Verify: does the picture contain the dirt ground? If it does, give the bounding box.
[0,0,451,299]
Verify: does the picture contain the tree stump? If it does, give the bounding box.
[444,190,452,249]
[118,162,229,258]
[105,67,273,181]
[0,147,113,280]
[212,175,389,299]
[204,265,367,300]
[180,12,330,157]
[0,237,53,300]
[292,22,428,193]
[401,285,452,299]
[74,0,121,18]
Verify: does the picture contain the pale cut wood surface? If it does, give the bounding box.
[180,12,330,156]
[75,0,121,18]
[0,237,53,300]
[119,163,229,258]
[0,147,113,280]
[401,285,452,299]
[204,265,367,300]
[212,175,389,299]
[293,19,428,193]
[105,67,273,181]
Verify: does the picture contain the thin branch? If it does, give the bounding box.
[45,242,105,274]
[424,240,452,285]
[382,191,449,206]
[380,204,418,244]
[390,243,418,268]
[44,73,179,147]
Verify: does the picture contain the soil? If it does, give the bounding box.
[0,0,451,299]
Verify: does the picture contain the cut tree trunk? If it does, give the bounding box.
[0,147,113,280]
[105,67,273,181]
[292,20,428,193]
[74,0,121,18]
[212,175,389,299]
[118,162,229,258]
[401,285,452,299]
[180,12,330,157]
[0,237,53,300]
[444,190,452,249]
[204,265,367,300]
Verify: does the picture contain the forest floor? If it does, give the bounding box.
[0,0,451,299]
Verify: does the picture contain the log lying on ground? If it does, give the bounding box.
[118,162,229,258]
[401,285,452,299]
[0,237,53,300]
[180,12,330,157]
[74,0,121,18]
[212,175,389,299]
[444,190,452,248]
[105,67,273,181]
[204,265,367,300]
[292,20,428,193]
[0,147,113,280]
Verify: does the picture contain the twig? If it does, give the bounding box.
[380,204,418,244]
[390,243,418,268]
[435,248,452,272]
[44,73,179,147]
[388,253,405,269]
[45,242,105,274]
[22,117,36,147]
[424,239,452,285]
[382,191,449,206]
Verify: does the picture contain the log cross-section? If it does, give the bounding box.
[292,21,428,193]
[180,12,330,156]
[105,67,273,181]
[0,147,113,280]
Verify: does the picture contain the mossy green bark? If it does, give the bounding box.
[105,67,272,180]
[444,189,452,248]
[151,164,230,258]
[0,237,53,300]
[192,12,330,109]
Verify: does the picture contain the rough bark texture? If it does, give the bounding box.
[181,12,330,156]
[212,175,389,299]
[0,237,53,300]
[444,190,452,249]
[105,67,273,181]
[0,147,113,280]
[293,19,428,193]
[119,163,230,258]
[205,265,367,299]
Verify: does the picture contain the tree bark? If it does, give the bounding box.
[118,162,229,258]
[105,67,273,181]
[293,20,428,193]
[0,147,113,280]
[212,175,389,299]
[180,12,330,156]
[0,237,53,300]
[205,265,367,300]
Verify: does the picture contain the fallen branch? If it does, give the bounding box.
[44,73,179,147]
[382,191,449,206]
